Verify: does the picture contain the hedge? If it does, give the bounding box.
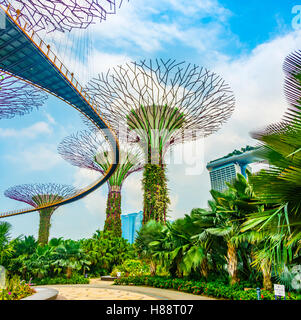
[31,274,89,285]
[113,276,301,300]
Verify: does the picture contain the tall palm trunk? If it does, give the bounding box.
[38,208,55,246]
[150,260,157,276]
[227,242,239,285]
[261,258,272,291]
[104,186,122,237]
[66,267,72,279]
[200,257,209,279]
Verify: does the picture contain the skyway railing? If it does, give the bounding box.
[0,3,119,219]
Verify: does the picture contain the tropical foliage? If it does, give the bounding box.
[114,276,301,300]
[0,226,135,284]
[134,168,301,293]
[0,275,35,300]
[111,259,149,277]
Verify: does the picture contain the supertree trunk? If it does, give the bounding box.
[104,186,122,237]
[142,163,170,224]
[227,242,239,285]
[38,208,55,246]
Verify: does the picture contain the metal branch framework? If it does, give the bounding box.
[0,0,127,33]
[4,183,77,208]
[283,50,301,127]
[0,72,48,119]
[58,130,144,189]
[87,59,235,162]
[257,50,301,138]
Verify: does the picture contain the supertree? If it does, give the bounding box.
[4,183,77,245]
[0,72,48,120]
[0,0,127,33]
[86,59,236,224]
[58,130,144,236]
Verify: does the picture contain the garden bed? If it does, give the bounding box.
[114,276,301,300]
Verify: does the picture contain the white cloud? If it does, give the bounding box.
[44,112,56,125]
[73,167,143,217]
[164,0,231,20]
[205,29,301,157]
[168,193,179,220]
[72,168,107,217]
[89,0,232,58]
[167,29,301,214]
[81,189,107,217]
[89,51,132,79]
[72,167,102,188]
[5,143,62,171]
[0,122,52,138]
[121,172,143,213]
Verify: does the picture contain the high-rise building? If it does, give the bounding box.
[121,211,143,244]
[206,146,268,192]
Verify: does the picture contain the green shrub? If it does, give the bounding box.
[114,276,301,300]
[0,275,35,300]
[32,274,89,285]
[111,259,149,277]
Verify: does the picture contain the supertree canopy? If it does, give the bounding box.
[4,183,77,245]
[0,72,48,120]
[58,130,144,236]
[87,59,235,223]
[0,0,127,33]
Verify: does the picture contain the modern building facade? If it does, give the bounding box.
[206,146,268,192]
[121,211,143,244]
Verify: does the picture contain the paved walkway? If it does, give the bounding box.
[46,279,215,300]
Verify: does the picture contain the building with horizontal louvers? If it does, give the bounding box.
[207,146,267,192]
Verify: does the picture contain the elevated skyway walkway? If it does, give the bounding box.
[0,4,120,218]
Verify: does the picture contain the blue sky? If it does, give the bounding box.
[1,0,301,240]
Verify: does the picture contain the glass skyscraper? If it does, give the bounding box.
[121,211,143,244]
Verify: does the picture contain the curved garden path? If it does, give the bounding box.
[45,279,215,300]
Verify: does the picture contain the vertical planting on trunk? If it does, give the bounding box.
[104,186,122,237]
[143,163,170,224]
[38,208,55,246]
[87,61,235,227]
[4,184,76,246]
[58,131,144,236]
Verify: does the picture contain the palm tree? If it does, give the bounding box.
[149,218,201,278]
[190,206,227,279]
[233,223,274,290]
[0,222,15,267]
[148,214,222,279]
[82,231,134,275]
[135,220,165,276]
[53,240,90,278]
[206,172,257,285]
[243,51,301,266]
[9,235,38,277]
